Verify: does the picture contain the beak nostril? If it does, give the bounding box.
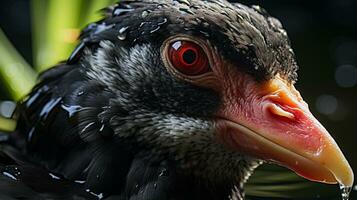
[265,103,295,120]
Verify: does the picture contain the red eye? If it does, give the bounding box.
[168,40,210,76]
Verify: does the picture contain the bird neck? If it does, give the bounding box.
[111,110,262,195]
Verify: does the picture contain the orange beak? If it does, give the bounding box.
[216,76,354,187]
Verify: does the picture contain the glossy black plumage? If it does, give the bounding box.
[0,0,299,199]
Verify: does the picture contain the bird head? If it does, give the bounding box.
[72,0,353,189]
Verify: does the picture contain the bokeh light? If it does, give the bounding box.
[335,64,357,88]
[315,94,338,115]
[0,101,16,118]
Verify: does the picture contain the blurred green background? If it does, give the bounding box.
[0,0,356,199]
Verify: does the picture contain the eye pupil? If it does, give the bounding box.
[182,49,197,65]
[168,40,210,76]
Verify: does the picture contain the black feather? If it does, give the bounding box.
[1,0,304,199]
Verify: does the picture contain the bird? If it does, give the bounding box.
[0,0,353,199]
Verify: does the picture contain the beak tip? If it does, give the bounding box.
[338,165,354,187]
[322,140,355,187]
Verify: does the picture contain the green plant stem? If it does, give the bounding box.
[0,117,16,132]
[31,0,118,71]
[0,28,37,100]
[36,0,83,71]
[81,0,117,26]
[31,0,49,70]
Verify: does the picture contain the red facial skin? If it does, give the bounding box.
[218,73,322,155]
[210,60,353,186]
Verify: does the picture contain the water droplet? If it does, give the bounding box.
[86,188,104,199]
[77,91,85,96]
[113,7,134,16]
[118,26,129,40]
[139,22,147,28]
[49,173,61,180]
[252,5,262,11]
[1,166,21,181]
[251,5,269,16]
[97,193,104,199]
[119,27,129,34]
[146,18,168,34]
[158,168,168,177]
[61,104,82,118]
[14,168,20,176]
[2,171,17,181]
[141,10,149,18]
[340,184,352,200]
[74,180,86,184]
[157,18,168,26]
[150,26,161,33]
